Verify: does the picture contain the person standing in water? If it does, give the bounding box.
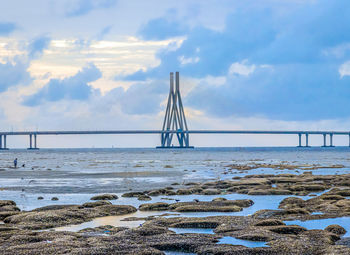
[14,158,17,168]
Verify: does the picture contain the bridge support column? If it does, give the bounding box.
[305,133,310,147]
[34,134,37,149]
[28,134,32,150]
[298,134,302,147]
[349,134,350,147]
[330,133,334,147]
[3,135,7,150]
[322,134,327,147]
[28,134,39,150]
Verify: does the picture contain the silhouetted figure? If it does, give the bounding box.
[22,164,25,167]
[14,158,17,168]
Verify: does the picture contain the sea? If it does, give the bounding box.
[1,147,350,238]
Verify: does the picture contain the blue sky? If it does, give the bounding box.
[1,0,350,147]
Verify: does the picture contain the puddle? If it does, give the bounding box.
[218,236,268,247]
[169,228,215,235]
[285,217,350,237]
[55,210,162,232]
[311,212,323,215]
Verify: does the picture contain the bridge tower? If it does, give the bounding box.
[158,72,192,148]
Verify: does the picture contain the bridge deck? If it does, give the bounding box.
[0,130,349,135]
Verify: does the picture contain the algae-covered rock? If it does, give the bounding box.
[121,192,144,198]
[90,194,118,200]
[325,224,347,235]
[4,204,136,230]
[139,202,169,211]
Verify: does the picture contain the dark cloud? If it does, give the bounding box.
[0,59,31,92]
[23,63,102,106]
[123,0,350,121]
[0,22,17,36]
[138,17,188,40]
[28,36,51,59]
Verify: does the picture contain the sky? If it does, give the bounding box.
[1,0,350,148]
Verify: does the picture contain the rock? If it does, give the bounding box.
[254,219,285,226]
[174,204,242,212]
[176,189,193,195]
[90,194,118,200]
[121,192,144,198]
[82,201,112,208]
[37,196,44,200]
[33,205,77,212]
[139,202,169,211]
[0,205,20,212]
[137,195,152,201]
[269,225,307,235]
[51,197,59,201]
[325,224,347,235]
[279,197,306,209]
[201,189,221,195]
[0,200,16,207]
[4,204,137,230]
[212,197,227,202]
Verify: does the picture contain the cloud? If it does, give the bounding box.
[94,25,113,40]
[28,36,51,59]
[65,0,117,17]
[123,1,350,121]
[104,80,168,115]
[0,22,17,36]
[138,17,188,40]
[186,63,350,121]
[0,59,31,92]
[23,63,102,106]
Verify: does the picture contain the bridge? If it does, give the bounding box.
[0,72,348,149]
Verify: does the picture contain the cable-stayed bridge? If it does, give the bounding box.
[0,72,348,149]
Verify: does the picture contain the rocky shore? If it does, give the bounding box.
[2,168,350,254]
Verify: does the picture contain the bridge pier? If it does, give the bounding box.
[297,133,310,147]
[329,133,334,147]
[28,134,39,150]
[0,135,8,150]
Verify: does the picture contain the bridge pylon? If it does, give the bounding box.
[157,72,193,148]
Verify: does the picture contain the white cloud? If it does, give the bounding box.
[178,55,200,65]
[339,61,350,78]
[228,60,256,76]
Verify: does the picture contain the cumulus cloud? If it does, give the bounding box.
[123,0,350,121]
[65,0,117,17]
[0,22,17,36]
[0,59,31,92]
[138,17,188,40]
[28,35,51,59]
[23,63,102,106]
[104,80,168,115]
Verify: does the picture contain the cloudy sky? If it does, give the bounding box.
[1,0,350,148]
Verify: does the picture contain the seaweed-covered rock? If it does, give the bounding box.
[325,224,347,235]
[4,204,136,230]
[121,192,144,198]
[269,225,307,235]
[90,194,118,200]
[254,219,285,226]
[139,202,169,211]
[201,189,221,195]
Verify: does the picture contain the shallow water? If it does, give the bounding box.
[285,217,350,237]
[218,236,268,247]
[1,147,350,235]
[169,228,215,235]
[55,210,163,231]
